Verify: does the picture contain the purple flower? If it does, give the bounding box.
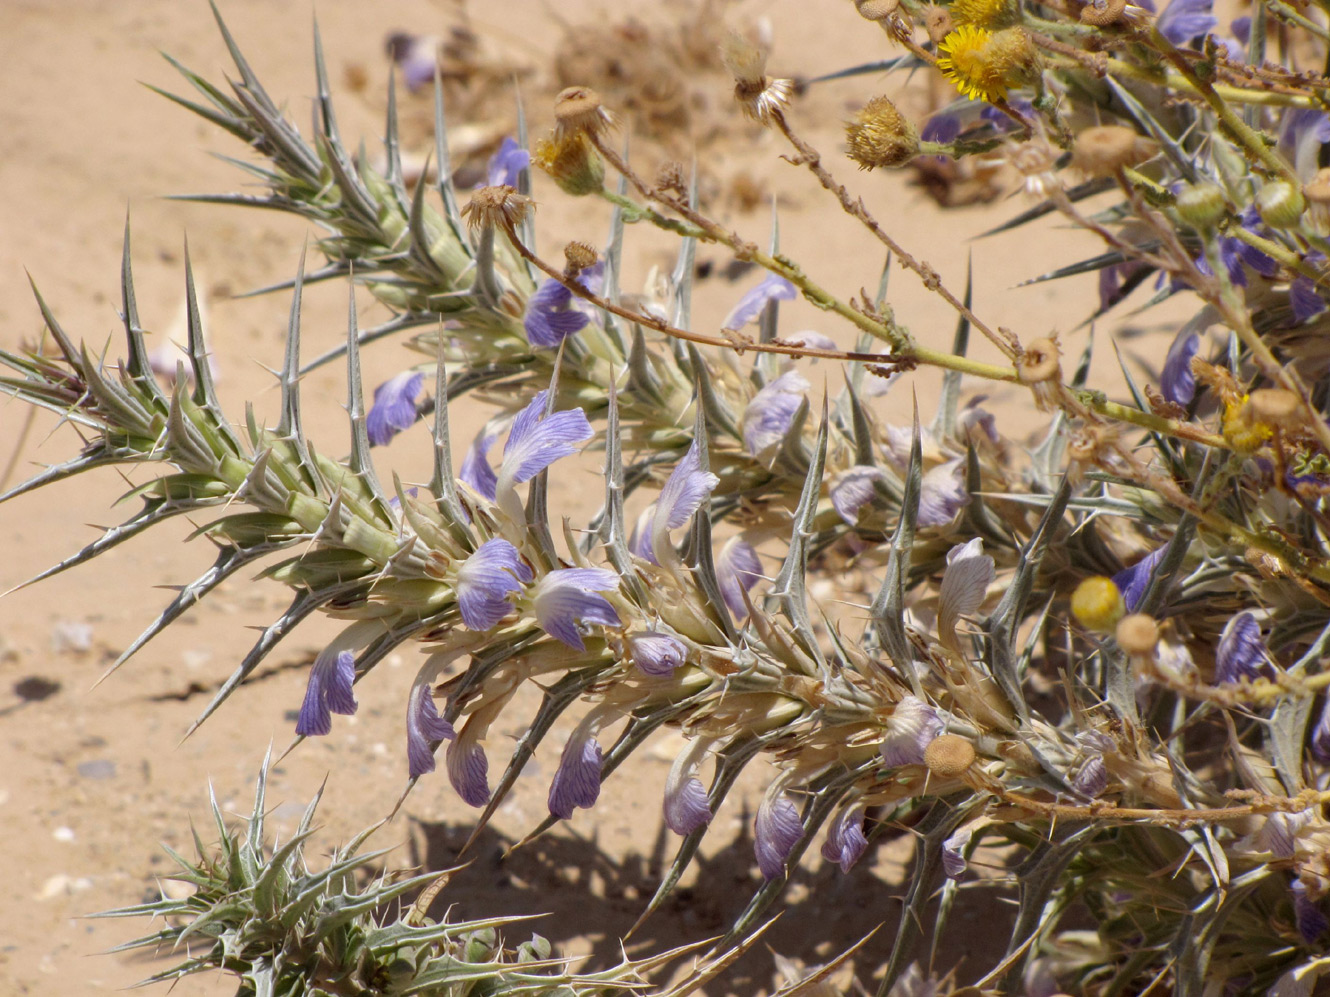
[830,465,888,525]
[366,371,425,447]
[938,538,994,651]
[651,440,719,565]
[942,823,974,880]
[1161,329,1200,405]
[663,738,713,835]
[742,370,810,456]
[1231,15,1251,44]
[630,631,688,676]
[918,459,968,527]
[627,505,657,564]
[548,729,604,819]
[386,32,438,93]
[523,264,604,349]
[723,274,797,330]
[1294,880,1329,943]
[455,538,532,631]
[1291,278,1327,323]
[486,136,529,188]
[922,108,964,145]
[1112,546,1166,613]
[1215,611,1266,683]
[497,391,594,496]
[1311,696,1330,764]
[1250,811,1311,858]
[459,429,499,501]
[446,735,490,807]
[1156,0,1217,44]
[531,568,621,650]
[716,537,763,620]
[406,679,455,778]
[880,695,944,767]
[1073,754,1107,798]
[754,791,803,879]
[295,648,357,736]
[821,807,868,874]
[1279,108,1330,179]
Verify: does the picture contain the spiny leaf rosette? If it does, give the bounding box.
[10,0,1330,993]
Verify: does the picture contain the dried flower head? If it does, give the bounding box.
[1017,336,1063,410]
[1080,0,1129,26]
[720,30,792,124]
[936,25,1038,103]
[1071,125,1155,177]
[553,85,613,143]
[846,96,921,170]
[655,160,688,197]
[925,6,957,44]
[856,0,900,20]
[1116,613,1159,655]
[461,185,533,234]
[563,241,599,277]
[924,734,976,777]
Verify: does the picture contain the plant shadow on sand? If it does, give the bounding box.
[410,813,1015,994]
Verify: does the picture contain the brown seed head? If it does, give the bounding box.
[553,86,613,143]
[924,6,955,43]
[925,734,976,777]
[656,160,688,197]
[846,96,920,170]
[1080,0,1128,25]
[1018,336,1062,384]
[1072,125,1154,178]
[461,185,533,234]
[856,0,900,19]
[1116,613,1159,655]
[1246,388,1303,429]
[563,241,598,277]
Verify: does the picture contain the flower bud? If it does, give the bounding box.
[1174,183,1227,231]
[1072,576,1126,632]
[1116,613,1159,656]
[553,86,613,143]
[924,734,976,777]
[1071,125,1154,178]
[846,96,920,170]
[563,240,599,275]
[856,0,899,19]
[1080,0,1128,26]
[1257,181,1306,229]
[534,134,605,196]
[925,6,955,43]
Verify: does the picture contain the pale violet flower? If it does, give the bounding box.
[942,823,974,879]
[723,273,796,330]
[1294,880,1329,942]
[366,370,424,446]
[651,440,719,566]
[880,695,944,767]
[716,537,763,620]
[1113,546,1166,613]
[1161,328,1200,405]
[821,806,868,874]
[1073,754,1108,799]
[1215,611,1266,683]
[663,737,713,835]
[786,330,836,352]
[1242,810,1313,859]
[493,390,593,521]
[296,648,357,736]
[754,790,803,879]
[937,537,994,652]
[454,538,532,631]
[1311,696,1330,764]
[1291,278,1327,323]
[742,370,809,457]
[405,679,455,778]
[627,505,657,564]
[486,136,529,188]
[629,631,688,676]
[386,32,439,92]
[830,465,888,525]
[523,264,604,348]
[1156,0,1217,44]
[446,733,490,807]
[917,459,968,527]
[531,568,621,650]
[548,723,604,819]
[459,430,499,501]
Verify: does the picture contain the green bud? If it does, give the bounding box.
[1256,180,1306,229]
[1174,183,1227,230]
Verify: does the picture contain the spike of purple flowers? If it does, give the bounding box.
[406,680,455,778]
[830,465,888,525]
[1161,329,1200,405]
[742,370,809,457]
[723,274,797,330]
[486,136,530,188]
[295,649,357,736]
[455,538,532,631]
[630,631,688,676]
[754,791,803,879]
[716,537,763,620]
[1112,546,1166,613]
[548,731,604,819]
[1215,611,1266,683]
[531,568,621,650]
[366,371,425,447]
[821,807,868,874]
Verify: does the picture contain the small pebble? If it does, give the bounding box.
[52,826,75,843]
[77,759,116,780]
[50,620,93,654]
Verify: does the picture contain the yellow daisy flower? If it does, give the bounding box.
[950,0,1020,29]
[936,25,1038,103]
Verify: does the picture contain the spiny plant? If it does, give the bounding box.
[8,0,1330,993]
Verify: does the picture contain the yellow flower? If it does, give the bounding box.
[1222,394,1274,453]
[1071,576,1126,633]
[936,25,1037,103]
[950,0,1020,28]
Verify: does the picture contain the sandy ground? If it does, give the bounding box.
[0,2,1173,994]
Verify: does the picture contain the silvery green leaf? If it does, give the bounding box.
[428,344,472,545]
[687,343,739,441]
[842,370,877,468]
[627,326,666,406]
[119,216,162,402]
[595,381,647,602]
[274,246,320,494]
[513,88,535,275]
[433,65,471,255]
[869,412,923,696]
[343,283,393,522]
[682,397,734,641]
[183,243,243,454]
[382,71,407,211]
